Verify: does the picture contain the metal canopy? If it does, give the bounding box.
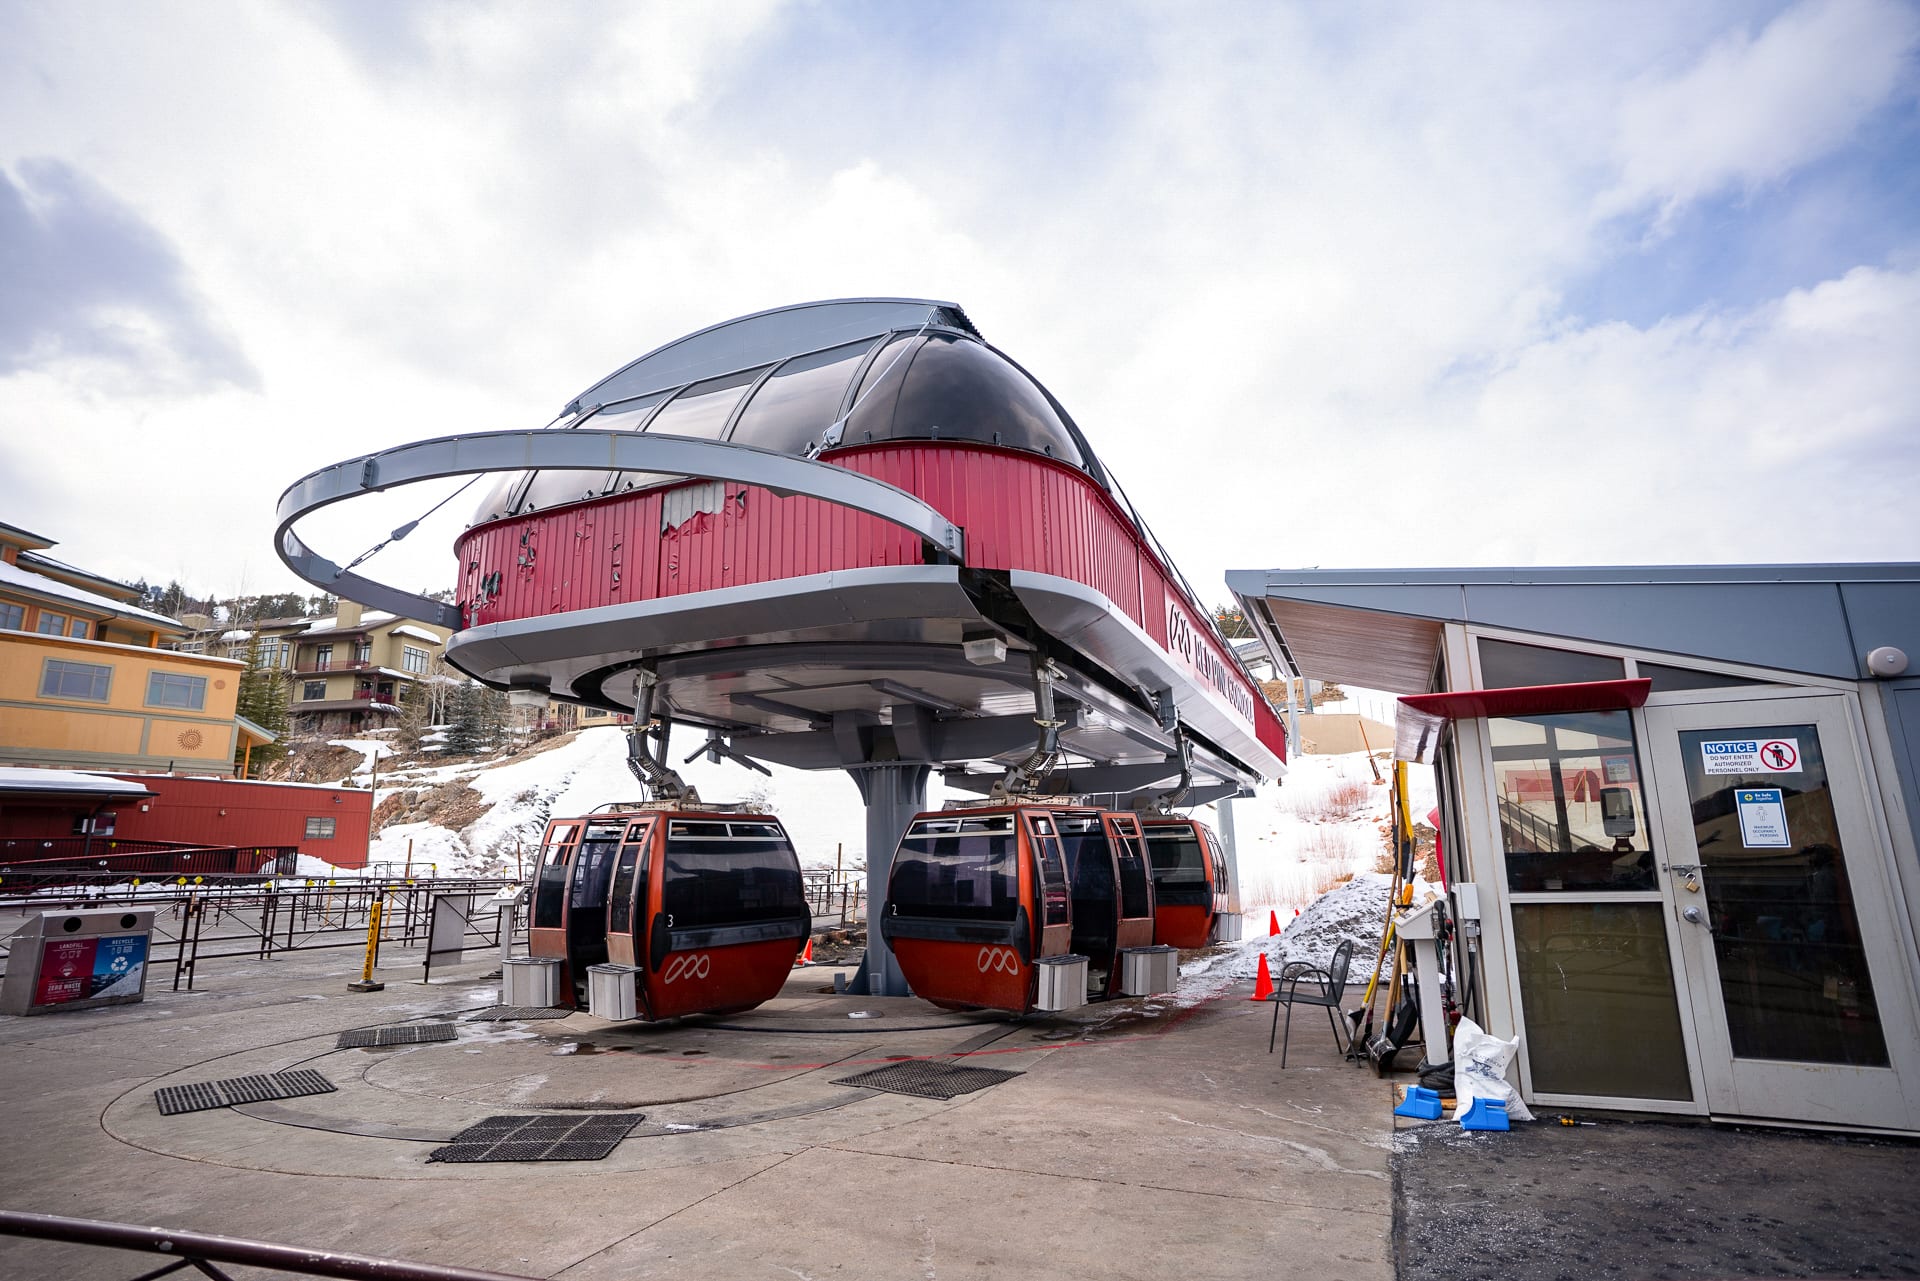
[1399,678,1652,721]
[1228,563,1920,684]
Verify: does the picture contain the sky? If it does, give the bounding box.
[2,0,1917,614]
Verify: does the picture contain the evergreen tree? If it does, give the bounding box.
[233,634,291,776]
[443,683,482,756]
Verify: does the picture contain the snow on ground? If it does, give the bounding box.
[329,738,395,780]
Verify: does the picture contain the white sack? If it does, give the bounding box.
[1451,1016,1534,1123]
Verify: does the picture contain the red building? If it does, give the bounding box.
[0,769,371,868]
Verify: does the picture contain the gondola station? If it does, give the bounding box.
[276,298,1285,1003]
[1231,564,1920,1133]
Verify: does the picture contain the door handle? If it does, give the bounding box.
[1682,906,1709,929]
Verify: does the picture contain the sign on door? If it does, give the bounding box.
[1700,738,1801,775]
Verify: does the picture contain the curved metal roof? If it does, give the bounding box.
[471,298,1096,525]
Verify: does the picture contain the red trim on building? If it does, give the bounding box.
[1398,678,1652,721]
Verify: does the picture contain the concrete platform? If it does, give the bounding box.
[0,944,1396,1279]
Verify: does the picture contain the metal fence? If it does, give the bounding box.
[801,868,866,927]
[0,876,522,990]
[0,842,299,890]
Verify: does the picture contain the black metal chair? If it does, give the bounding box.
[1266,938,1355,1066]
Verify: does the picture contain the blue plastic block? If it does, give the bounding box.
[1459,1097,1510,1131]
[1393,1086,1443,1120]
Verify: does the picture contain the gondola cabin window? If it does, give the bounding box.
[570,822,626,914]
[608,827,649,934]
[889,814,1020,920]
[663,820,805,929]
[1111,822,1154,919]
[1028,814,1071,927]
[1145,827,1211,906]
[532,823,579,928]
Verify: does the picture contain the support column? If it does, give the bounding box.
[1217,794,1242,915]
[846,763,928,997]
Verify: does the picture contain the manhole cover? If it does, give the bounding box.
[465,1006,573,1022]
[155,1069,337,1116]
[831,1060,1022,1100]
[336,1022,459,1049]
[426,1112,644,1164]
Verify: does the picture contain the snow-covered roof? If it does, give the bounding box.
[300,611,398,635]
[0,557,187,632]
[0,767,158,799]
[390,624,444,644]
[219,629,252,643]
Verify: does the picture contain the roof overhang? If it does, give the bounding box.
[1393,678,1651,764]
[0,769,158,804]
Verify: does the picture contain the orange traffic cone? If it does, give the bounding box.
[1268,910,1281,936]
[1251,952,1275,1001]
[793,937,814,968]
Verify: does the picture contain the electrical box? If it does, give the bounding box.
[1033,954,1089,1012]
[1453,883,1481,921]
[1119,945,1179,996]
[0,909,155,1016]
[586,964,640,1021]
[502,956,562,1007]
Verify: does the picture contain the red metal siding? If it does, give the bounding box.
[106,776,373,867]
[454,443,1284,762]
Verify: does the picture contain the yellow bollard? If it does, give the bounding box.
[348,898,385,992]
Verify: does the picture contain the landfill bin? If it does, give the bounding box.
[0,908,156,1015]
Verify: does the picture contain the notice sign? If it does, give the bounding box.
[1701,738,1802,775]
[1736,789,1791,848]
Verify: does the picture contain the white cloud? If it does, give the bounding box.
[0,1,1914,608]
[1603,0,1920,223]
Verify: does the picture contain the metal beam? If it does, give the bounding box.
[734,710,1085,770]
[274,430,968,629]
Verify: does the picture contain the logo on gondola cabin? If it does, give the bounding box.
[662,952,712,984]
[976,946,1019,974]
[1164,601,1256,722]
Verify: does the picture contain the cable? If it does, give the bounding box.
[339,476,482,573]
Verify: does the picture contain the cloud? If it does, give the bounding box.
[0,158,258,391]
[1603,0,1920,223]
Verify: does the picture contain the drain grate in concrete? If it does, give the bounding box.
[831,1060,1023,1100]
[426,1112,644,1164]
[336,1022,459,1049]
[465,1006,573,1022]
[155,1069,337,1116]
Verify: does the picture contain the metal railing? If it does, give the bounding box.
[0,876,522,989]
[0,1209,537,1281]
[801,868,866,926]
[0,843,299,890]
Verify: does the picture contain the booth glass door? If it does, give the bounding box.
[1645,695,1920,1128]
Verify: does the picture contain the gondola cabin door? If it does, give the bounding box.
[603,815,659,979]
[529,820,582,979]
[560,817,629,1004]
[1105,812,1159,980]
[1023,811,1073,961]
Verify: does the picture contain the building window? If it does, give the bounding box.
[0,601,22,630]
[146,671,208,710]
[37,611,68,635]
[259,638,289,668]
[1490,708,1654,892]
[1478,637,1625,688]
[304,817,336,839]
[301,681,327,701]
[173,640,205,654]
[40,658,112,701]
[353,640,372,664]
[68,619,90,639]
[314,643,333,669]
[402,645,430,674]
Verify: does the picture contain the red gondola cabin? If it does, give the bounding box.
[1138,815,1230,948]
[529,807,809,1019]
[882,804,1157,1014]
